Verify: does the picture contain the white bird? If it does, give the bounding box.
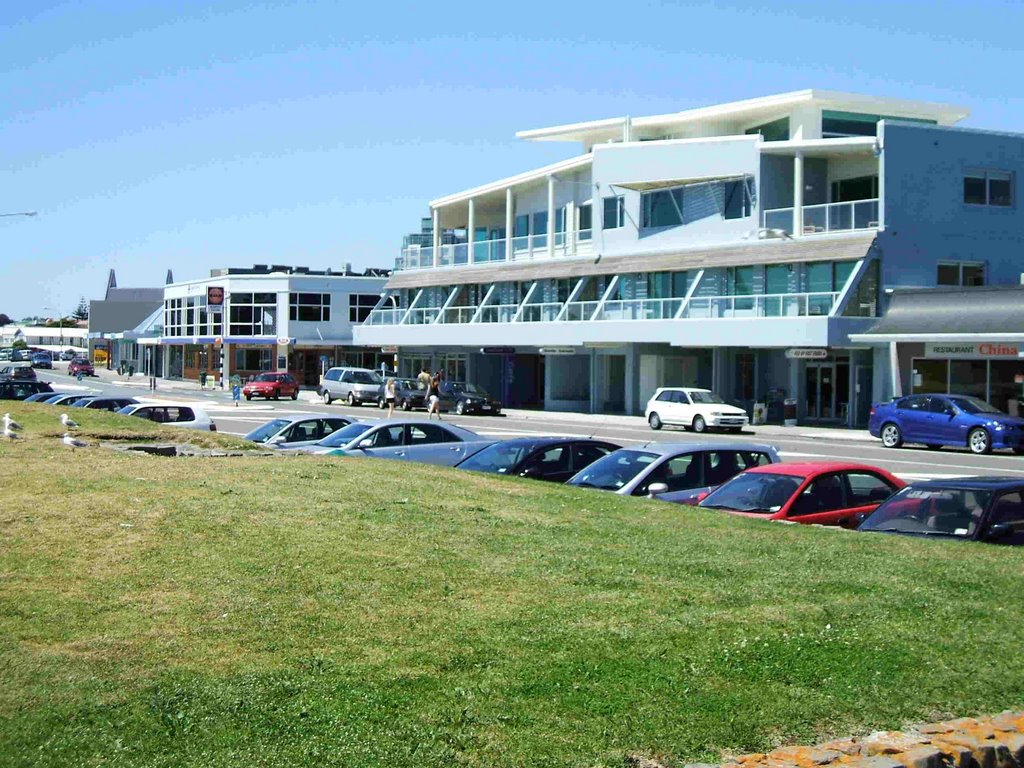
[2,426,21,440]
[60,413,79,429]
[62,433,88,451]
[3,413,22,431]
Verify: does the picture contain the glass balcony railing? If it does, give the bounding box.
[682,292,840,318]
[365,307,405,325]
[596,298,683,321]
[761,198,879,236]
[397,231,595,272]
[438,306,479,324]
[563,300,601,321]
[519,302,564,323]
[479,303,519,323]
[405,307,441,324]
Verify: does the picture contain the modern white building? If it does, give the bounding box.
[355,89,1024,424]
[159,264,390,385]
[0,324,88,354]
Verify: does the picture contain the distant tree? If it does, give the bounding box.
[72,297,89,321]
[12,339,27,350]
[0,313,11,326]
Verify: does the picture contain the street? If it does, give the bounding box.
[54,369,1024,483]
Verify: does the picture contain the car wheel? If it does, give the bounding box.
[347,392,357,407]
[880,422,903,449]
[322,390,332,405]
[1013,447,1024,455]
[729,428,743,434]
[291,391,298,400]
[648,412,662,430]
[968,428,992,455]
[401,398,411,411]
[378,397,386,409]
[245,393,252,401]
[692,415,707,433]
[926,444,942,451]
[455,400,466,416]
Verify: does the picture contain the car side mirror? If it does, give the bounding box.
[268,435,285,444]
[520,466,542,479]
[647,482,669,498]
[357,438,374,449]
[985,523,1013,541]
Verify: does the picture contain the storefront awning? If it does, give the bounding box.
[850,286,1024,343]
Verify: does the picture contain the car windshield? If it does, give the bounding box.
[245,419,292,442]
[253,373,278,382]
[451,382,486,396]
[351,371,382,385]
[859,487,992,537]
[400,379,422,390]
[700,473,803,513]
[568,450,659,490]
[317,422,373,447]
[458,442,537,474]
[689,390,726,404]
[947,396,1004,415]
[116,405,136,414]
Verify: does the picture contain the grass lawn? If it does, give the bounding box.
[2,403,1023,767]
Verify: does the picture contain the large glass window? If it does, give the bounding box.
[964,170,1013,207]
[290,293,332,323]
[822,110,935,138]
[603,196,624,229]
[640,177,753,229]
[830,176,879,202]
[347,294,378,323]
[950,360,988,400]
[578,203,592,237]
[229,293,277,337]
[843,260,879,317]
[745,117,789,142]
[937,261,985,287]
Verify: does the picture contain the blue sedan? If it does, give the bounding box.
[869,393,1024,455]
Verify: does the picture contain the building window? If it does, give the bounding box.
[289,293,331,322]
[349,294,379,323]
[744,117,789,142]
[964,170,1013,207]
[603,196,624,229]
[228,292,277,337]
[821,110,935,138]
[937,261,985,287]
[640,176,753,229]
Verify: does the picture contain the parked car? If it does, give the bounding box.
[44,393,95,407]
[0,362,37,382]
[314,420,482,458]
[456,437,621,483]
[116,403,217,431]
[858,477,1024,544]
[68,358,95,377]
[319,367,383,406]
[244,414,353,448]
[60,349,79,361]
[0,381,53,400]
[446,382,502,416]
[869,393,1024,456]
[242,371,301,401]
[567,441,781,503]
[697,462,905,528]
[280,421,376,453]
[23,390,67,403]
[377,378,428,411]
[30,352,53,369]
[645,387,749,433]
[76,396,139,412]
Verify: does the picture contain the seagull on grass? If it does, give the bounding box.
[3,413,22,432]
[3,426,21,440]
[62,433,88,451]
[60,413,79,429]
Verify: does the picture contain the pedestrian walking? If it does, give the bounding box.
[417,366,431,390]
[427,371,443,420]
[384,377,397,418]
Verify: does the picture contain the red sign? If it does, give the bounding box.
[207,286,225,307]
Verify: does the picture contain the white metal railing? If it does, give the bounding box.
[479,303,519,323]
[405,307,442,324]
[472,238,507,264]
[682,292,840,318]
[365,307,405,325]
[519,302,564,322]
[762,198,879,236]
[397,230,593,272]
[438,306,478,324]
[596,298,684,321]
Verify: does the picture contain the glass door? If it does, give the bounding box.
[805,362,838,420]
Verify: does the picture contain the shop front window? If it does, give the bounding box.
[949,360,987,400]
[990,361,1024,414]
[912,360,948,394]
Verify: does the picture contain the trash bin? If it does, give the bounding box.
[752,402,767,426]
[783,398,798,427]
[199,371,208,389]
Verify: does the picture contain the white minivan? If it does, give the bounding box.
[116,403,217,432]
[644,387,749,433]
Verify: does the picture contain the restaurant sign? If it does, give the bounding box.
[925,342,1020,360]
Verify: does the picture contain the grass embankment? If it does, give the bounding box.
[1,403,1023,768]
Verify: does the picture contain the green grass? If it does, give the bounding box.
[1,402,1023,767]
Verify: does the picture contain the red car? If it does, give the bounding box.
[696,462,905,528]
[68,358,95,377]
[242,372,300,401]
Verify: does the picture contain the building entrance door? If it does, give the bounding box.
[805,360,850,421]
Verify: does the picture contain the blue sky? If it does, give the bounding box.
[1,0,1022,318]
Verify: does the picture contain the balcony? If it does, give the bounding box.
[682,292,840,318]
[396,230,594,273]
[762,199,878,236]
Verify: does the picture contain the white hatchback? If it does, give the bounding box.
[644,387,749,433]
[116,403,217,432]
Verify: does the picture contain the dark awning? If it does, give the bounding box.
[850,286,1024,343]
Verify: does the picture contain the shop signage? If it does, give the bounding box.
[381,345,398,353]
[481,346,515,355]
[539,347,576,356]
[207,286,225,311]
[276,337,291,346]
[925,342,1020,360]
[785,348,828,360]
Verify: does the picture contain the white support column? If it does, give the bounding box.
[591,275,620,321]
[469,284,496,324]
[565,199,576,255]
[467,198,476,264]
[505,188,514,263]
[793,151,804,238]
[889,341,902,397]
[432,208,441,267]
[547,175,556,259]
[511,282,539,323]
[554,277,588,322]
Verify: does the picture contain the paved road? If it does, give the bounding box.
[49,369,1024,483]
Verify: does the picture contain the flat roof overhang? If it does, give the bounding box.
[429,154,592,210]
